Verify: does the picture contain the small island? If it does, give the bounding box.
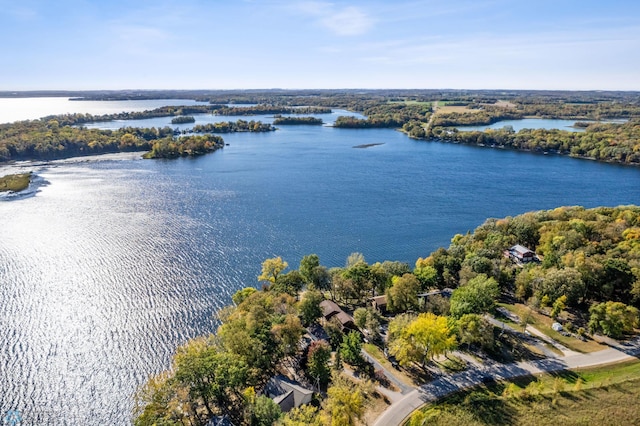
[171,115,196,124]
[0,172,31,192]
[142,135,224,159]
[272,115,323,125]
[190,120,275,133]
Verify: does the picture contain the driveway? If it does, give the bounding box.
[373,336,640,426]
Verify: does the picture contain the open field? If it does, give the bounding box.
[409,359,640,426]
[435,105,483,114]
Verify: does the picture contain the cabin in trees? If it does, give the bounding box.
[506,244,538,264]
[320,300,357,332]
[370,295,388,314]
[264,375,314,412]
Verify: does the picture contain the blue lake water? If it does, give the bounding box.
[456,118,627,132]
[0,100,639,425]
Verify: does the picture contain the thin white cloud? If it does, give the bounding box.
[294,1,374,36]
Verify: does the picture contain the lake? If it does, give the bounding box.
[0,99,639,425]
[456,118,627,132]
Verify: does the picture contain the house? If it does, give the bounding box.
[320,300,342,320]
[370,295,388,313]
[508,244,538,263]
[320,299,357,332]
[264,375,314,412]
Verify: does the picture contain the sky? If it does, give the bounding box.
[0,0,638,91]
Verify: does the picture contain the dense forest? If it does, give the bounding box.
[405,119,640,165]
[0,118,223,162]
[214,105,332,116]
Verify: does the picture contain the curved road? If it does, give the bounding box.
[373,337,640,426]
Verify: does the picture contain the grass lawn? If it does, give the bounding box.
[408,359,640,426]
[0,172,31,192]
[498,303,604,353]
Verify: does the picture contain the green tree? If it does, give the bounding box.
[449,274,499,318]
[386,273,420,313]
[307,340,332,388]
[232,287,257,305]
[298,290,323,326]
[456,314,494,350]
[244,387,282,426]
[258,256,288,284]
[551,295,567,319]
[389,313,456,370]
[300,254,320,283]
[414,263,437,289]
[271,270,305,296]
[172,336,248,419]
[588,301,639,338]
[339,331,364,367]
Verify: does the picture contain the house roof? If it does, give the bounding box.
[320,300,342,318]
[334,311,355,327]
[265,375,314,412]
[370,295,387,306]
[511,244,535,255]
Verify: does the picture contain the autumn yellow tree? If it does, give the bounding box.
[258,256,288,284]
[389,313,456,370]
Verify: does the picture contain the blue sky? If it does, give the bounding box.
[1,0,638,90]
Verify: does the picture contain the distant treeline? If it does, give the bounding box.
[402,119,640,165]
[334,103,432,128]
[214,105,331,116]
[190,120,275,133]
[272,116,323,125]
[0,117,224,162]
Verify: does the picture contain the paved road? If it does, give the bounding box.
[373,337,640,426]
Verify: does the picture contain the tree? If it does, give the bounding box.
[456,314,494,350]
[386,273,420,313]
[537,267,584,306]
[588,301,639,338]
[243,387,282,426]
[300,254,320,283]
[339,331,364,367]
[298,290,323,326]
[271,270,305,296]
[388,313,456,370]
[258,256,288,284]
[272,314,304,358]
[449,274,499,318]
[341,261,372,305]
[352,308,380,341]
[551,295,567,319]
[322,375,367,426]
[232,287,257,305]
[307,340,332,388]
[172,337,248,419]
[279,405,322,426]
[413,263,437,289]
